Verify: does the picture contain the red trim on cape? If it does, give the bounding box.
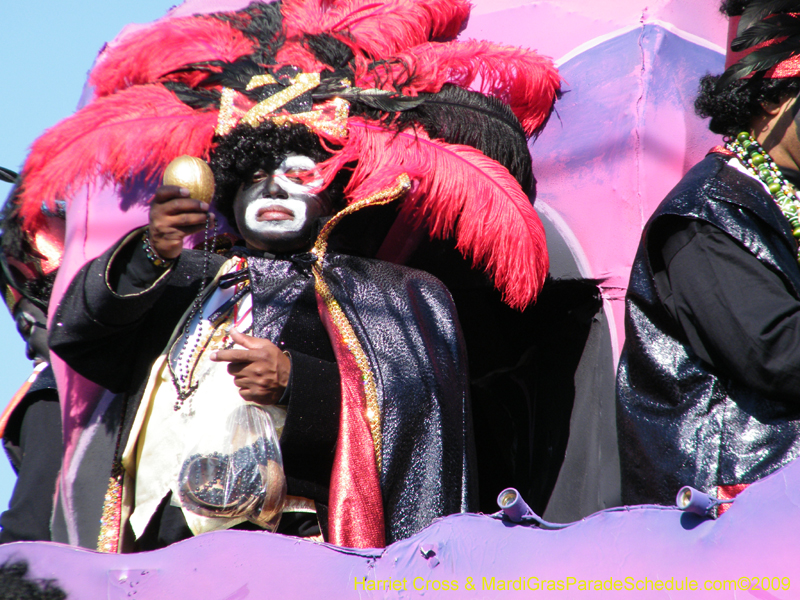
[315,291,385,548]
[709,145,734,157]
[717,483,748,516]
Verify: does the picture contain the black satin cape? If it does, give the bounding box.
[247,252,475,543]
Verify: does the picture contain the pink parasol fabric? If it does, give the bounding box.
[465,0,727,359]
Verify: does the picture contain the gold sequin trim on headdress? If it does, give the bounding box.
[270,97,350,140]
[215,88,239,136]
[240,72,321,128]
[216,72,350,139]
[245,74,278,90]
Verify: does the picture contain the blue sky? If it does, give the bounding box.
[0,0,178,528]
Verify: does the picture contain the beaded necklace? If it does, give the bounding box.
[726,131,800,261]
[168,215,219,409]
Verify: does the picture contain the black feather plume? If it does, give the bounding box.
[311,77,427,112]
[0,167,18,184]
[738,0,800,34]
[201,57,265,91]
[304,34,354,70]
[343,84,535,191]
[718,33,800,90]
[162,83,221,109]
[338,90,426,112]
[391,84,534,193]
[209,1,285,64]
[731,13,800,50]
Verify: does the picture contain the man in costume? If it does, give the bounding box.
[617,0,800,507]
[38,1,559,550]
[51,121,474,550]
[0,185,64,543]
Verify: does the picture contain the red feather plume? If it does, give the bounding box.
[19,85,218,232]
[275,41,330,73]
[89,16,256,98]
[281,0,470,57]
[354,39,561,134]
[319,120,548,308]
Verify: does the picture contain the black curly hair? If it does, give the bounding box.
[0,561,66,600]
[720,0,748,15]
[209,121,349,230]
[694,0,800,136]
[695,75,800,136]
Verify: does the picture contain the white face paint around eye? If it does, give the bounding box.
[233,154,333,253]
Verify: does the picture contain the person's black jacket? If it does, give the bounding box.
[617,153,800,505]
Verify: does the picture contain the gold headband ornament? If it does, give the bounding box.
[215,71,351,139]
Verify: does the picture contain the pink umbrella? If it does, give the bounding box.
[467,0,728,359]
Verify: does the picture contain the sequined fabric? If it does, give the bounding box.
[617,154,800,505]
[96,463,123,552]
[716,483,748,516]
[247,259,308,343]
[316,297,385,548]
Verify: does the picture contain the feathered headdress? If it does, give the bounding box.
[718,0,800,90]
[18,0,559,311]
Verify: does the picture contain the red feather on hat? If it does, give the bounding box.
[354,39,561,135]
[19,85,218,231]
[319,119,548,308]
[275,41,330,73]
[281,0,470,57]
[89,16,256,98]
[17,0,555,307]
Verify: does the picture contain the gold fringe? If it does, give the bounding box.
[96,462,124,553]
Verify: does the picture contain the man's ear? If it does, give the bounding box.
[761,93,799,117]
[761,99,785,116]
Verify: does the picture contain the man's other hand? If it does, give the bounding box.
[210,328,291,404]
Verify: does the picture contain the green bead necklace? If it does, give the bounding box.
[727,132,800,258]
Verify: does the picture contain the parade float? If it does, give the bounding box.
[3,1,796,598]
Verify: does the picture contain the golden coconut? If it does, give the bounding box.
[163,155,216,204]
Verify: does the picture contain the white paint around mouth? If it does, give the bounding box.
[244,198,308,233]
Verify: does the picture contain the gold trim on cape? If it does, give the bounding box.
[310,174,412,470]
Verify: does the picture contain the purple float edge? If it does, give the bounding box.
[2,456,799,599]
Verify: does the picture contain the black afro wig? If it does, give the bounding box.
[695,75,800,137]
